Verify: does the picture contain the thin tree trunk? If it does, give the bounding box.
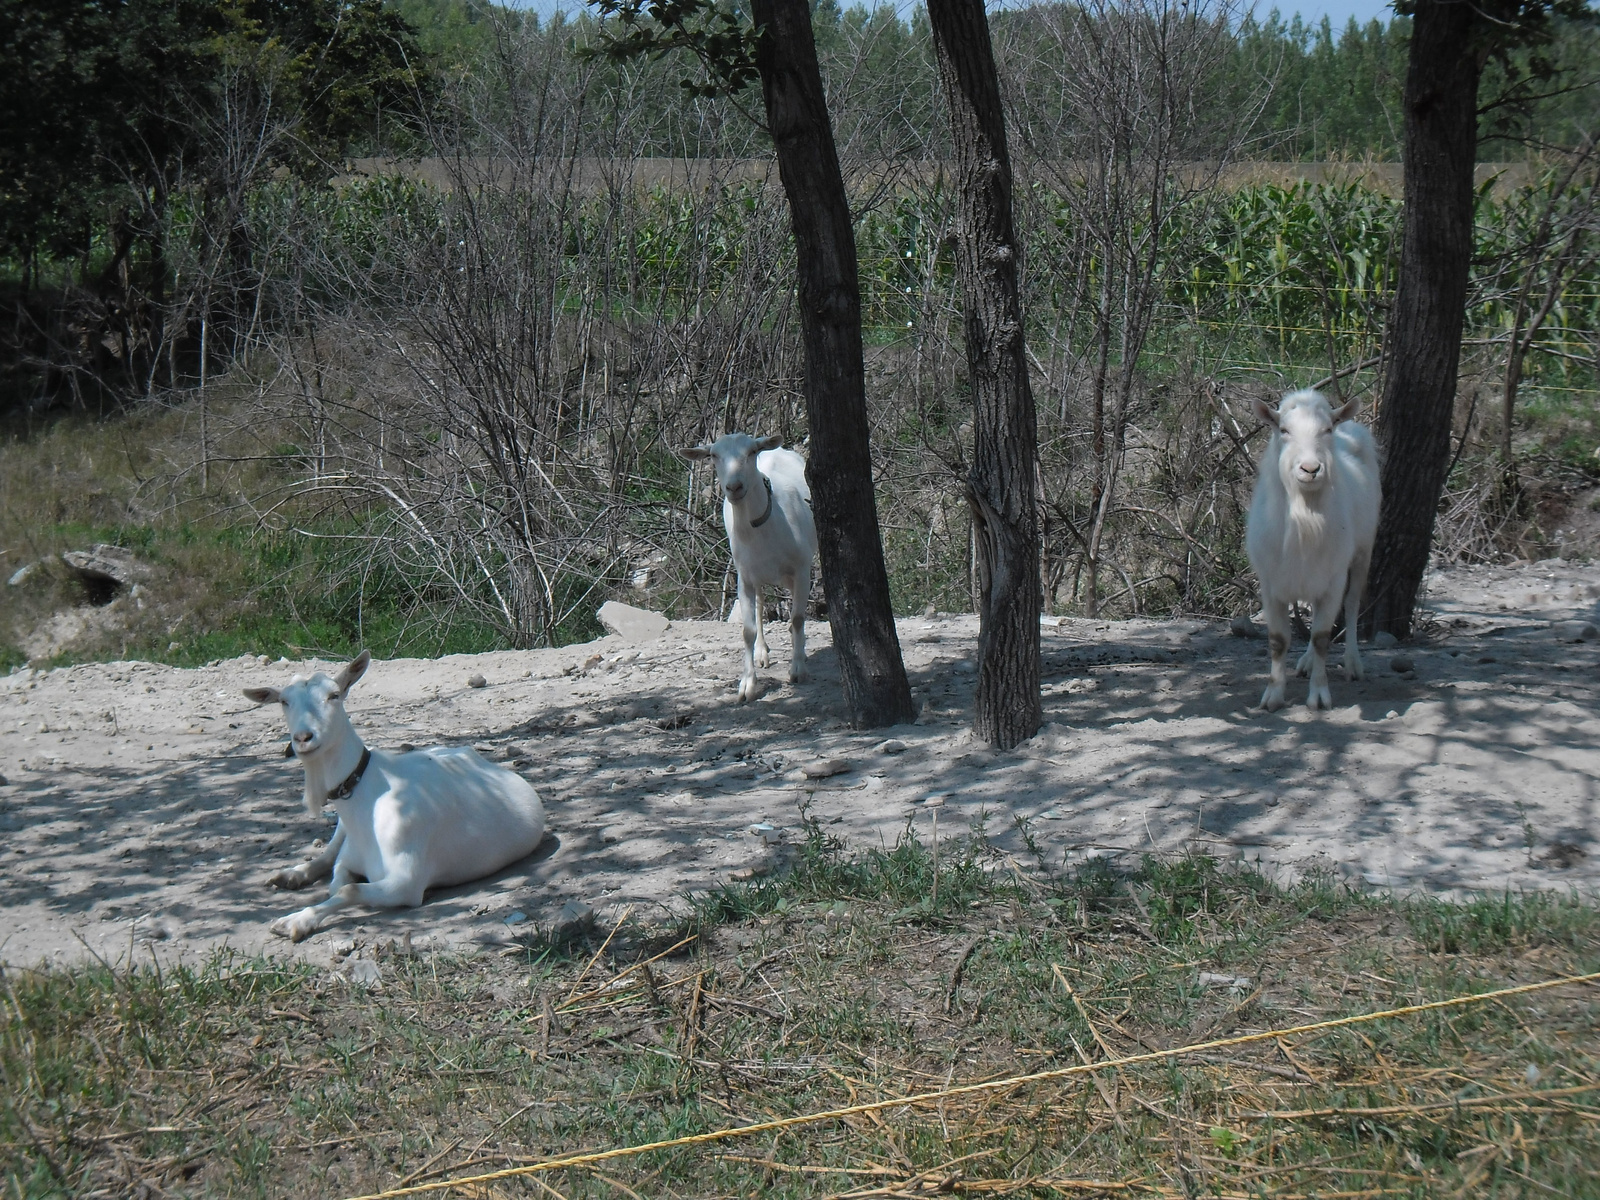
[751,0,915,728]
[1364,0,1482,639]
[927,0,1042,749]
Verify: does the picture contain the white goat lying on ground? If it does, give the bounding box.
[682,433,817,702]
[1245,389,1381,711]
[244,651,546,942]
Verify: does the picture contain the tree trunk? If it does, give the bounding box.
[1364,0,1482,639]
[751,0,915,728]
[926,0,1041,749]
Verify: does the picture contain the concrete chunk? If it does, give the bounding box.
[597,600,671,642]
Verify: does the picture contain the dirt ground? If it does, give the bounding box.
[2,561,1598,970]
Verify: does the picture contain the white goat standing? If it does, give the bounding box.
[682,433,817,702]
[1245,389,1381,711]
[243,651,546,942]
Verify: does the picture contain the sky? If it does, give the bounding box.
[1258,0,1396,30]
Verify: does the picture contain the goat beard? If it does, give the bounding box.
[296,755,330,819]
[1284,486,1327,548]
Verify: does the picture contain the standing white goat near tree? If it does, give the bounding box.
[1246,389,1381,711]
[243,651,546,941]
[682,433,818,702]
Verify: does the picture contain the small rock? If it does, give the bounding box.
[802,758,852,780]
[6,562,38,587]
[552,900,595,940]
[346,958,382,986]
[1390,656,1413,673]
[597,600,671,642]
[729,859,773,882]
[581,653,603,672]
[955,659,977,674]
[467,673,487,688]
[1374,631,1399,649]
[923,603,937,618]
[1525,1063,1542,1086]
[1229,615,1261,639]
[748,822,779,845]
[168,642,182,652]
[877,739,907,755]
[1552,621,1599,643]
[1384,709,1399,719]
[329,937,356,959]
[1197,972,1251,994]
[1265,794,1280,807]
[503,910,528,926]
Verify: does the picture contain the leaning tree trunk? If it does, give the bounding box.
[1364,0,1482,639]
[750,0,915,727]
[926,0,1041,749]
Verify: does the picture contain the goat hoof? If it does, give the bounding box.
[1307,686,1333,710]
[789,662,809,684]
[1259,687,1286,712]
[1346,657,1365,681]
[1294,651,1314,677]
[268,869,308,891]
[754,649,771,669]
[737,677,760,703]
[270,912,318,942]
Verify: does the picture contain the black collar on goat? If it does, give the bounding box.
[749,474,775,528]
[326,747,372,802]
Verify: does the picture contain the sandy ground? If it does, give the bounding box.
[3,561,1598,970]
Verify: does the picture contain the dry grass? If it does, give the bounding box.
[4,836,1598,1199]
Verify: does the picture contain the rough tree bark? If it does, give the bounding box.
[926,0,1041,749]
[750,0,915,727]
[1365,0,1483,639]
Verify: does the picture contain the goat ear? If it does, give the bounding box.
[754,434,783,452]
[1251,398,1279,425]
[333,650,371,696]
[242,686,280,705]
[679,445,712,461]
[1330,396,1361,424]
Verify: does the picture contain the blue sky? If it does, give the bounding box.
[1257,0,1396,30]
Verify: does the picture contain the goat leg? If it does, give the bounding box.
[1260,597,1291,711]
[738,578,763,702]
[787,566,810,684]
[1304,592,1340,710]
[267,823,346,890]
[1343,551,1370,680]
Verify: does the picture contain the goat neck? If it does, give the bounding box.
[727,472,773,528]
[296,710,368,818]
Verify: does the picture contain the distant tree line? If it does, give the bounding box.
[7,0,1600,284]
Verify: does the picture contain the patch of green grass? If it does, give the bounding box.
[1403,887,1598,954]
[4,859,1599,1198]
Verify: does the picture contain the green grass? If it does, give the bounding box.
[5,837,1598,1198]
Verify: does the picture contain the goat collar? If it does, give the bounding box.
[326,747,372,803]
[749,475,775,528]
